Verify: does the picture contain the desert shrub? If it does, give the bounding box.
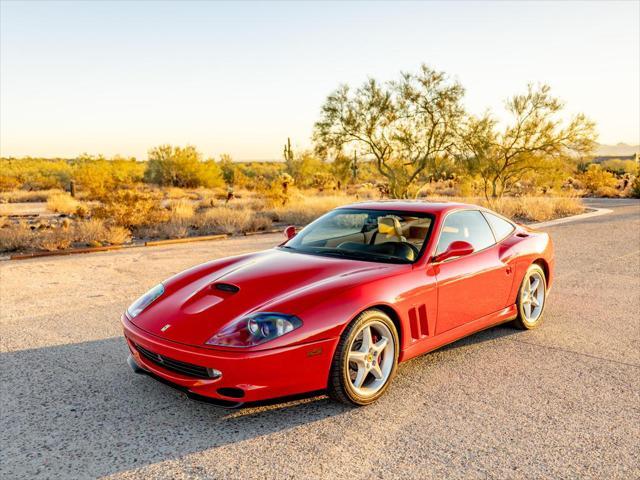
[0,176,21,191]
[259,173,294,207]
[594,186,620,198]
[72,219,131,246]
[0,158,72,191]
[47,193,80,214]
[578,164,617,194]
[630,176,640,198]
[74,219,108,243]
[600,159,638,176]
[194,207,271,235]
[226,196,266,212]
[145,145,224,188]
[236,162,286,187]
[109,157,145,185]
[195,207,253,234]
[248,215,273,232]
[37,228,74,251]
[167,199,195,221]
[104,226,132,245]
[93,190,164,228]
[73,159,115,198]
[0,222,35,252]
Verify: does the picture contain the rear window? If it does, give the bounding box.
[482,212,515,241]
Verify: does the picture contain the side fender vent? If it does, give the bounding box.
[213,283,240,293]
[408,304,430,341]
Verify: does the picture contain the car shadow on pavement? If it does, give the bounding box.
[437,323,521,353]
[0,336,350,478]
[2,324,521,478]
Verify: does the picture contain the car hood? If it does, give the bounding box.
[129,248,395,347]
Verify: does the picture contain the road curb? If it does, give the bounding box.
[528,207,612,229]
[1,228,287,261]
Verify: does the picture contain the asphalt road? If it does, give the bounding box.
[1,198,638,479]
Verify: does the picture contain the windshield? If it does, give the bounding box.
[281,208,434,264]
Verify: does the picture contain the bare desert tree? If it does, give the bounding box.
[313,65,465,198]
[459,84,597,199]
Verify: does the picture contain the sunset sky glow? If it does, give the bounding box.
[1,0,638,160]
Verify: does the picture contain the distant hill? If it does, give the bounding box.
[595,143,639,157]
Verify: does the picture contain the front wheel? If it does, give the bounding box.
[328,309,399,406]
[512,264,547,329]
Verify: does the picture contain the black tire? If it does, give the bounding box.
[512,264,547,330]
[328,309,399,406]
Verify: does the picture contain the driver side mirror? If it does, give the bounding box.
[284,225,297,240]
[433,240,474,263]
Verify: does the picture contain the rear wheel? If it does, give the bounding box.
[512,264,547,329]
[328,309,399,406]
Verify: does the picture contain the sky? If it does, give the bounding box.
[1,0,638,161]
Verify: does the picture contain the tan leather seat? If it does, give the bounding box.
[377,216,406,243]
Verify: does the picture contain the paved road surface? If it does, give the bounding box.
[1,198,638,479]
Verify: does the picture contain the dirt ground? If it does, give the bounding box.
[1,199,639,479]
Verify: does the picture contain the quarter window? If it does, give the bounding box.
[436,210,496,255]
[482,212,515,242]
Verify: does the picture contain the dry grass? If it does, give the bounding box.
[0,218,132,253]
[269,195,355,225]
[74,219,108,243]
[0,222,35,252]
[472,196,583,222]
[421,195,583,222]
[195,207,272,235]
[0,189,64,203]
[46,193,81,215]
[167,199,195,220]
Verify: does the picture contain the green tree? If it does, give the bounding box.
[459,84,596,199]
[144,145,223,188]
[314,64,465,198]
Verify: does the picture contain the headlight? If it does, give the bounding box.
[127,284,164,318]
[206,312,302,347]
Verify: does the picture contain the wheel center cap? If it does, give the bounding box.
[367,353,374,362]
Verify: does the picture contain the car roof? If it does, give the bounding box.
[336,200,480,215]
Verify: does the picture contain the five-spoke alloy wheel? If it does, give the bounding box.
[514,264,547,329]
[329,309,399,405]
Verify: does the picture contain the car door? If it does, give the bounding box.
[433,210,514,335]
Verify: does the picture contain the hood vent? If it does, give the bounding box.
[213,283,240,293]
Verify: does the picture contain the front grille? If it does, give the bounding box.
[135,344,213,379]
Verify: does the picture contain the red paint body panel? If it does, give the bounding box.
[122,201,554,404]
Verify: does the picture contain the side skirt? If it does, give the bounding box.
[399,304,517,362]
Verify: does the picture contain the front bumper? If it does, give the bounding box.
[122,315,338,405]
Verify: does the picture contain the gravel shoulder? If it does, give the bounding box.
[1,199,639,479]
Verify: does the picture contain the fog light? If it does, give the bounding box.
[207,368,222,379]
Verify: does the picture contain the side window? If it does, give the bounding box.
[482,212,515,242]
[436,210,496,255]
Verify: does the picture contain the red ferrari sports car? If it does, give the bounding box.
[123,201,553,407]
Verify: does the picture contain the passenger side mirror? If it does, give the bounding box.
[433,240,474,263]
[284,225,297,240]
